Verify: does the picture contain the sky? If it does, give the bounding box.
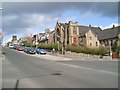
[1,2,119,45]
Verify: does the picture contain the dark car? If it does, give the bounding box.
[27,47,36,54]
[15,46,21,50]
[24,47,30,53]
[36,49,46,55]
[13,45,18,49]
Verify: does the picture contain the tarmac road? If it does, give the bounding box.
[2,47,118,88]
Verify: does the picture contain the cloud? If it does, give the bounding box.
[2,13,58,35]
[3,2,118,17]
[6,37,12,43]
[93,23,119,30]
[2,2,118,37]
[101,23,119,29]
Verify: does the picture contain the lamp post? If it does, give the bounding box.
[57,41,60,53]
[36,34,38,49]
[109,40,112,60]
[57,34,60,54]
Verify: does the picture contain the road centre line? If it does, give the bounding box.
[57,62,118,76]
[9,49,118,75]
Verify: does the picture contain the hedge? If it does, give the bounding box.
[37,44,59,50]
[66,45,109,55]
[24,43,109,55]
[23,42,33,47]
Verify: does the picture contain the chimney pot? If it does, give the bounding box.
[69,21,72,23]
[113,25,115,28]
[89,25,91,27]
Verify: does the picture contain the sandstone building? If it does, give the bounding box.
[54,21,120,53]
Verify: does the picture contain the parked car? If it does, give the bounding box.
[25,47,36,54]
[13,45,18,50]
[36,49,46,55]
[17,46,24,51]
[9,45,14,49]
[24,47,30,53]
[15,46,20,50]
[29,48,36,54]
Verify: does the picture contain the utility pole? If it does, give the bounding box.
[57,41,60,53]
[109,40,112,60]
[36,34,38,49]
[57,33,60,54]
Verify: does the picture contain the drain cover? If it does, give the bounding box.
[52,72,61,75]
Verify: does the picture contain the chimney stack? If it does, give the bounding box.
[69,21,72,25]
[89,25,91,28]
[113,25,115,28]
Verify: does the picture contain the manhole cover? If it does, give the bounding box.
[2,52,5,55]
[52,73,62,75]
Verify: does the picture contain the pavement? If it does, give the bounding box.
[35,54,72,61]
[1,47,119,62]
[5,48,119,62]
[2,47,118,88]
[43,51,119,61]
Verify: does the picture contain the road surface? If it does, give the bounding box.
[2,47,118,88]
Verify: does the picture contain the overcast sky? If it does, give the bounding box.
[1,2,119,44]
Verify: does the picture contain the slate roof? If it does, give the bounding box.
[60,23,69,29]
[78,25,102,37]
[58,22,120,40]
[50,30,55,34]
[98,26,120,40]
[39,33,45,36]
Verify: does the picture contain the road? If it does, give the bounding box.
[2,47,118,88]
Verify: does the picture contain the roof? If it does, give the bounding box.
[57,21,120,40]
[50,30,55,34]
[98,26,120,40]
[78,25,102,37]
[39,38,48,42]
[39,33,45,36]
[59,23,69,29]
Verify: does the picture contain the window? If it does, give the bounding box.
[89,37,92,40]
[105,40,109,46]
[90,43,92,46]
[73,26,77,34]
[96,42,98,46]
[80,37,83,42]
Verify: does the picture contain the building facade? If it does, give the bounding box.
[98,25,120,49]
[48,30,55,44]
[55,21,102,49]
[54,21,120,54]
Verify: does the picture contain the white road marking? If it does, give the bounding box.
[57,63,118,76]
[10,49,119,75]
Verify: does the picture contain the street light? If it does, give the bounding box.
[109,40,112,60]
[35,34,37,49]
[57,35,60,53]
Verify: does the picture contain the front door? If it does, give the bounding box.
[73,36,77,45]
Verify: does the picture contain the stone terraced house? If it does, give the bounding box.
[54,21,120,49]
[98,25,120,48]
